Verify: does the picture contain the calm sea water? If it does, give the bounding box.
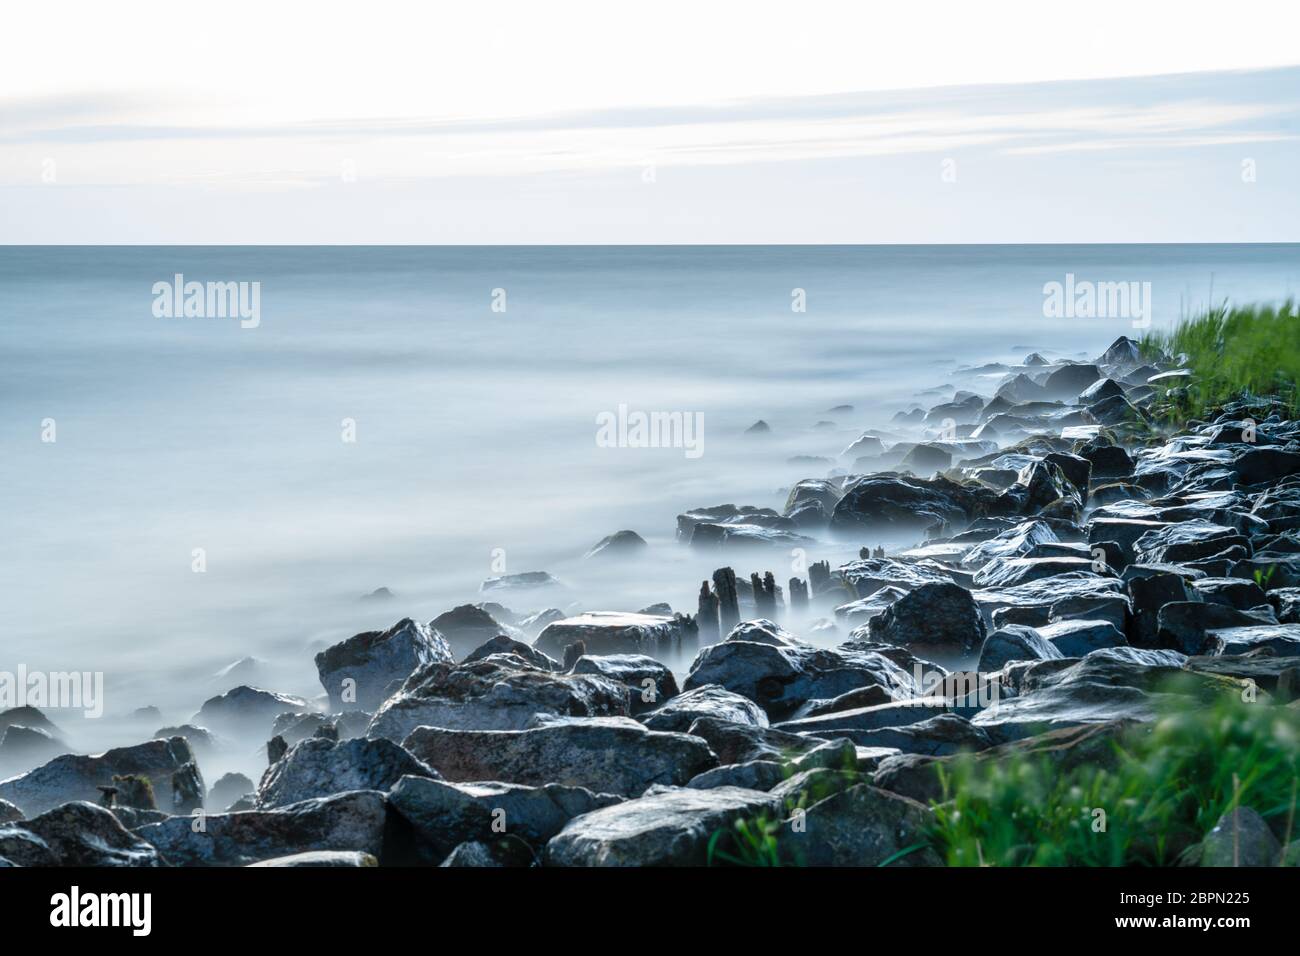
[2,244,1297,755]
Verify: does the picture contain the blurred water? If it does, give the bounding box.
[1,244,1297,764]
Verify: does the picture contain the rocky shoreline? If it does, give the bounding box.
[2,334,1299,867]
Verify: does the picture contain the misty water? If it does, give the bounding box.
[2,244,1298,781]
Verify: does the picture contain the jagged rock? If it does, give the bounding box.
[898,443,952,475]
[1271,588,1300,623]
[1198,807,1281,867]
[429,605,523,660]
[1043,364,1101,400]
[0,799,22,824]
[316,619,453,710]
[1206,624,1300,656]
[686,760,787,791]
[248,850,378,867]
[973,557,1105,589]
[838,557,956,596]
[153,724,218,755]
[1191,577,1269,610]
[255,737,438,809]
[571,654,679,714]
[830,474,994,537]
[783,784,941,866]
[1039,619,1128,656]
[683,627,914,719]
[825,714,991,756]
[0,737,198,816]
[1126,570,1194,647]
[961,519,1060,568]
[1081,443,1134,480]
[0,802,164,867]
[1134,520,1249,565]
[584,530,648,559]
[641,685,768,733]
[545,786,781,866]
[462,634,559,671]
[366,655,628,741]
[192,686,315,737]
[402,717,716,797]
[0,725,65,774]
[977,625,1064,671]
[867,583,986,664]
[1157,603,1276,655]
[689,522,815,550]
[682,717,829,766]
[209,772,255,811]
[137,790,389,867]
[534,612,696,660]
[389,774,620,860]
[1184,654,1300,699]
[1048,592,1131,631]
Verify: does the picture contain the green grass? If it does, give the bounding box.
[1140,300,1300,421]
[929,688,1300,866]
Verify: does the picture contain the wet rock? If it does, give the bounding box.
[248,850,378,867]
[534,611,696,660]
[0,801,164,867]
[1039,619,1128,656]
[255,736,438,809]
[830,474,993,537]
[1206,624,1300,657]
[977,625,1064,671]
[829,714,992,756]
[973,556,1106,589]
[153,724,218,756]
[428,606,520,661]
[785,784,941,866]
[0,725,65,774]
[1126,570,1194,647]
[192,685,315,738]
[961,519,1060,568]
[402,717,716,797]
[480,571,563,593]
[1191,576,1269,610]
[440,837,537,867]
[137,790,389,867]
[867,582,986,664]
[838,557,956,596]
[0,799,22,824]
[571,654,678,713]
[1134,520,1249,565]
[682,717,829,766]
[689,522,815,550]
[545,786,781,867]
[1048,592,1131,632]
[366,655,628,741]
[1043,363,1101,400]
[1271,587,1300,623]
[1157,603,1276,655]
[686,760,787,791]
[389,774,619,860]
[642,685,768,733]
[0,736,198,816]
[684,628,914,719]
[1081,443,1134,480]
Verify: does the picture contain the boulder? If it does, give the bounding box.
[682,717,831,766]
[191,686,315,738]
[462,634,559,671]
[479,571,563,593]
[545,786,781,866]
[315,618,453,710]
[1157,603,1276,655]
[584,530,648,560]
[366,656,628,742]
[867,582,986,664]
[209,772,255,811]
[1198,807,1281,867]
[1206,624,1300,657]
[389,774,619,859]
[429,605,521,660]
[977,625,1064,672]
[534,612,696,660]
[440,837,537,867]
[402,717,716,796]
[1039,619,1128,656]
[782,784,941,866]
[1042,363,1101,400]
[571,654,679,713]
[0,737,199,816]
[1191,577,1269,610]
[247,850,378,867]
[686,761,787,792]
[641,685,768,733]
[0,801,164,867]
[255,736,438,809]
[137,790,390,866]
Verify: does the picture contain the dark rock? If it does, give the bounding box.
[1126,570,1194,647]
[977,625,1064,671]
[785,784,941,866]
[462,634,559,671]
[209,772,255,811]
[1039,619,1128,656]
[428,605,520,661]
[534,611,696,661]
[584,530,648,560]
[249,850,379,867]
[1157,602,1276,654]
[0,801,164,866]
[571,654,679,713]
[192,685,315,738]
[1199,807,1281,867]
[255,736,438,809]
[440,837,537,867]
[479,571,563,593]
[867,582,986,664]
[642,685,768,733]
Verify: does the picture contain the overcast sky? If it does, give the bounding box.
[3,0,1298,242]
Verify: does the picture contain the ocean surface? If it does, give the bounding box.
[2,244,1298,762]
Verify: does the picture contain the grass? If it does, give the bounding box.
[929,687,1300,866]
[1139,300,1300,422]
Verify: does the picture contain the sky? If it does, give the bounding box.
[2,0,1299,242]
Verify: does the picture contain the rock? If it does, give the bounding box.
[1234,448,1300,486]
[429,605,523,660]
[192,686,315,738]
[0,802,164,866]
[402,718,717,797]
[1082,443,1135,480]
[248,850,378,867]
[366,655,628,741]
[1086,394,1146,427]
[440,837,537,866]
[1271,588,1300,623]
[830,474,994,537]
[584,530,648,559]
[571,654,679,713]
[462,634,559,671]
[1156,603,1276,654]
[683,717,830,766]
[0,725,66,774]
[826,714,991,756]
[690,522,815,550]
[973,557,1105,589]
[255,737,438,809]
[1206,624,1300,657]
[961,519,1061,568]
[1078,377,1125,404]
[1134,520,1249,566]
[138,790,390,867]
[783,784,941,866]
[545,786,781,866]
[838,557,956,596]
[686,761,787,791]
[480,571,563,593]
[977,625,1064,671]
[1039,619,1128,656]
[534,612,696,661]
[1048,592,1131,631]
[209,772,255,811]
[153,724,218,756]
[1192,577,1269,610]
[1126,570,1194,647]
[1198,807,1281,866]
[0,799,22,824]
[867,582,986,664]
[316,618,453,710]
[1043,364,1101,400]
[389,775,620,860]
[642,685,768,733]
[683,630,914,719]
[0,737,198,816]
[898,443,952,475]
